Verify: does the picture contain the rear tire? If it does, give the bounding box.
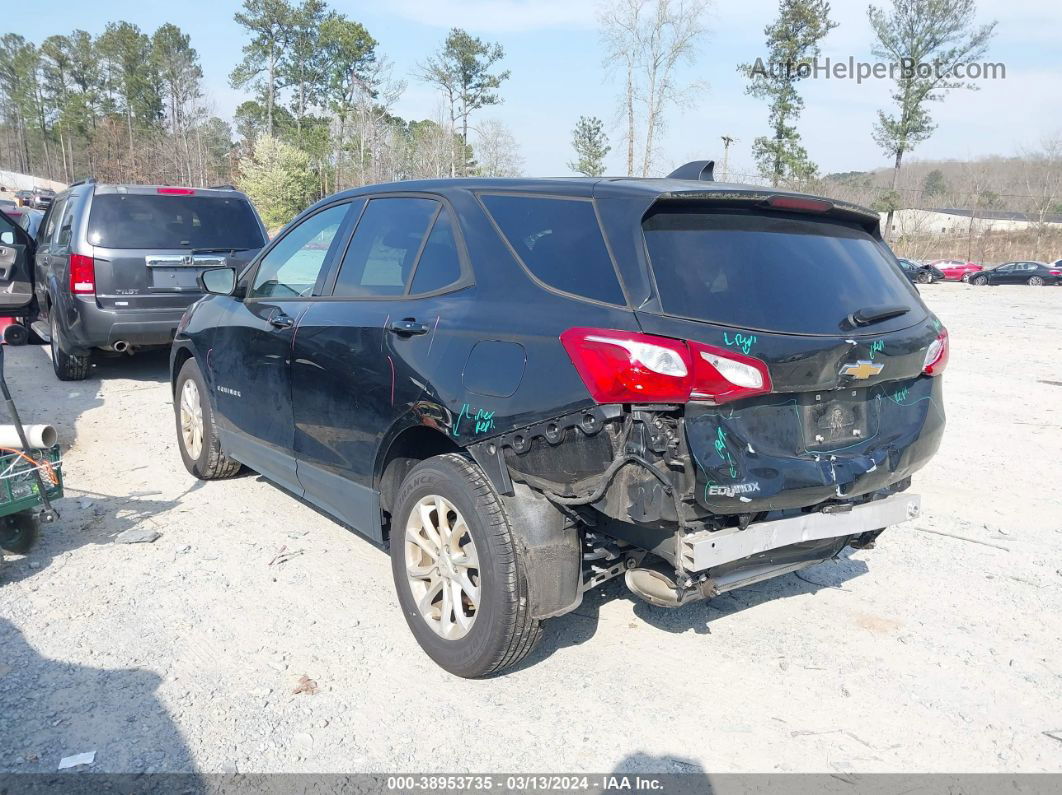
[0,512,39,554]
[961,273,972,282]
[390,453,541,677]
[917,271,932,284]
[1028,275,1044,286]
[50,314,90,381]
[174,357,241,480]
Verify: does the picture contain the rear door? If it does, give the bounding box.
[0,210,35,315]
[85,188,267,316]
[631,203,945,514]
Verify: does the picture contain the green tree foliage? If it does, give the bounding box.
[418,28,510,176]
[230,0,292,136]
[740,0,837,186]
[869,0,995,184]
[237,133,318,227]
[568,116,611,177]
[922,168,948,197]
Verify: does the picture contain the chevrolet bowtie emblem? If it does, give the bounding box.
[840,360,884,379]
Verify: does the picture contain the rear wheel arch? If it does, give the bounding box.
[375,424,462,531]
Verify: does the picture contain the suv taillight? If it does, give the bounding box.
[922,329,949,376]
[560,327,772,405]
[69,253,96,294]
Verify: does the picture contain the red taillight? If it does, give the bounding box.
[922,329,949,376]
[764,195,832,213]
[1051,270,1061,276]
[157,187,195,195]
[69,253,96,294]
[560,328,772,405]
[688,340,773,403]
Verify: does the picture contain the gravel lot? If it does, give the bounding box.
[1,284,1060,775]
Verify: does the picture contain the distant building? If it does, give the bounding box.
[882,208,1062,237]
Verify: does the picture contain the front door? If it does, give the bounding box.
[291,195,472,539]
[211,201,355,494]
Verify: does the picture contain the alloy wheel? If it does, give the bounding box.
[404,494,480,640]
[179,379,204,460]
[1028,276,1044,286]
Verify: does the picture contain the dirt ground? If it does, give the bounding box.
[0,284,1060,775]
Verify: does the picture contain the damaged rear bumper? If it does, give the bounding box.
[680,492,919,572]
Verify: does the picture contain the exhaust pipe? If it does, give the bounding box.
[624,566,717,608]
[113,340,131,353]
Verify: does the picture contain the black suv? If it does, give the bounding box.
[170,163,947,677]
[9,180,268,380]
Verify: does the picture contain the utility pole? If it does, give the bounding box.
[720,135,736,182]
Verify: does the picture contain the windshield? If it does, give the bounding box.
[87,193,265,250]
[642,207,923,335]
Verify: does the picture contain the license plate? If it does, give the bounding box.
[802,389,868,448]
[151,268,200,291]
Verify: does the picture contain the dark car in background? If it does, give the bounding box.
[15,207,45,240]
[170,165,945,677]
[970,261,1061,286]
[898,258,944,284]
[0,179,268,380]
[29,188,55,210]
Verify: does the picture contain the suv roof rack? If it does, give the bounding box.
[667,160,715,181]
[67,177,97,188]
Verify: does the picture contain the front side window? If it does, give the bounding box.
[332,197,438,298]
[480,194,625,305]
[250,203,351,298]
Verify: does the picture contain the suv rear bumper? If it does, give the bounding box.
[680,492,919,572]
[64,298,185,350]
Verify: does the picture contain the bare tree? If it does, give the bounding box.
[473,118,523,177]
[600,0,710,176]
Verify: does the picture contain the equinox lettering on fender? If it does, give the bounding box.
[707,482,761,497]
[216,385,242,398]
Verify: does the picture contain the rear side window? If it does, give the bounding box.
[409,211,463,295]
[643,209,923,335]
[333,197,437,297]
[481,195,625,305]
[87,194,265,250]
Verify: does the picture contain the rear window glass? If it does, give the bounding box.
[643,209,923,335]
[87,194,264,250]
[481,194,625,305]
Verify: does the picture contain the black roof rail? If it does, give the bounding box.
[209,183,237,190]
[667,160,715,181]
[66,177,97,188]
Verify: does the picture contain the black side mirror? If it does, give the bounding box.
[199,267,237,296]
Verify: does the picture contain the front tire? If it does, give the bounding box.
[50,314,91,381]
[917,271,932,284]
[174,358,241,480]
[972,275,988,286]
[390,454,540,677]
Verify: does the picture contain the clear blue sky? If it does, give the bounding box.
[9,0,1060,177]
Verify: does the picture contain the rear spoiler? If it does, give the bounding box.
[649,188,882,233]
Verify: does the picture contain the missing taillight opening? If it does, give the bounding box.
[560,327,772,405]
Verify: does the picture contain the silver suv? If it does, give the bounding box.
[28,180,268,380]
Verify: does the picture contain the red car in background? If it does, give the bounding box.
[928,259,983,282]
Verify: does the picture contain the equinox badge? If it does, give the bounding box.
[840,360,884,379]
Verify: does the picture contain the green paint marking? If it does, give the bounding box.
[714,426,738,478]
[723,332,757,355]
[869,340,885,359]
[452,403,496,437]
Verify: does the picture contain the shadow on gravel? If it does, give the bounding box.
[0,486,201,586]
[3,344,170,451]
[0,618,199,775]
[511,551,870,673]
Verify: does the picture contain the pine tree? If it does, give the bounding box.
[568,116,611,177]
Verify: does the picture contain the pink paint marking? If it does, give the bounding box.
[387,355,396,406]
